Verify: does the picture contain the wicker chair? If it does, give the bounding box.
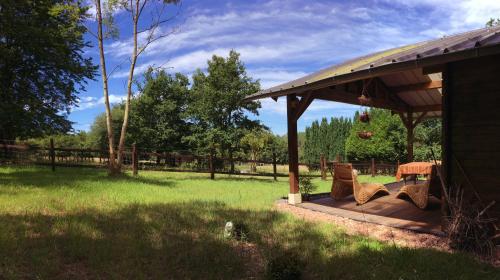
[396,165,441,209]
[330,163,390,205]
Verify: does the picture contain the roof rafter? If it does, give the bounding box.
[390,80,442,93]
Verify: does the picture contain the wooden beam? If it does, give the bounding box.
[398,112,409,127]
[286,95,299,195]
[413,111,428,127]
[391,80,442,93]
[374,78,411,112]
[413,104,441,112]
[295,92,314,120]
[314,86,407,112]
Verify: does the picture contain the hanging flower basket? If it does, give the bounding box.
[358,130,373,139]
[358,95,372,106]
[359,111,370,123]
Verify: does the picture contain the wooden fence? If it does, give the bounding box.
[0,140,399,180]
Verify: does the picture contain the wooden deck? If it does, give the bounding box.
[298,181,444,235]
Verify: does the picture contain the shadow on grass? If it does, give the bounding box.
[0,200,497,279]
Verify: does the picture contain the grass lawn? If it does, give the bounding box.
[0,166,497,279]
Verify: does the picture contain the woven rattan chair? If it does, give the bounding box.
[396,165,441,209]
[330,163,390,205]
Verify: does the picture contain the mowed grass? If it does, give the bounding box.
[0,167,497,279]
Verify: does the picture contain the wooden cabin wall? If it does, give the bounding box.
[444,54,500,223]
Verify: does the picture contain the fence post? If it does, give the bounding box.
[336,154,341,163]
[320,154,326,180]
[132,143,138,176]
[272,152,277,181]
[371,158,375,177]
[209,152,215,180]
[50,138,55,172]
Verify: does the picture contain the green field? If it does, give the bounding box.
[0,166,497,279]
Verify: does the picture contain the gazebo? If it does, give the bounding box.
[245,26,500,233]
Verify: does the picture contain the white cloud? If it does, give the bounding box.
[387,0,500,33]
[106,1,432,83]
[71,94,126,112]
[88,0,500,133]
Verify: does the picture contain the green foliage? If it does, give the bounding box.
[88,106,124,150]
[486,18,500,27]
[298,175,317,200]
[303,117,352,165]
[414,119,442,161]
[0,0,96,139]
[25,132,90,149]
[187,50,262,156]
[128,68,191,152]
[241,128,273,172]
[345,109,406,162]
[262,134,288,163]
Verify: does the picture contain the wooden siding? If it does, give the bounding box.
[446,54,500,223]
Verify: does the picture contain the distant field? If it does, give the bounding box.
[0,166,496,279]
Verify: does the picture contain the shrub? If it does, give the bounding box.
[298,175,317,201]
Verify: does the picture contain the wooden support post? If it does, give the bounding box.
[132,143,138,176]
[371,158,375,177]
[336,154,341,163]
[50,138,55,172]
[287,95,300,203]
[320,154,326,180]
[272,152,277,181]
[209,152,215,180]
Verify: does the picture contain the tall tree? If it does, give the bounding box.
[187,50,261,159]
[91,0,180,174]
[0,0,95,140]
[240,128,272,172]
[88,105,124,150]
[345,108,406,162]
[128,68,190,152]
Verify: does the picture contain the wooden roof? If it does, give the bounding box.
[245,26,500,117]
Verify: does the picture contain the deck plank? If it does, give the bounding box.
[302,181,443,235]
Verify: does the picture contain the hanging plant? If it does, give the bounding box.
[359,111,370,123]
[358,130,373,139]
[358,94,372,106]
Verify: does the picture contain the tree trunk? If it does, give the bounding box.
[251,152,257,173]
[95,0,118,175]
[229,148,235,173]
[117,0,140,170]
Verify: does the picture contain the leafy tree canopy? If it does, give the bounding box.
[128,68,190,152]
[486,18,500,27]
[186,50,262,155]
[0,0,96,140]
[345,109,406,162]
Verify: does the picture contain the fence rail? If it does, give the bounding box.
[0,141,399,180]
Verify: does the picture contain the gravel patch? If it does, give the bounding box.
[275,200,499,266]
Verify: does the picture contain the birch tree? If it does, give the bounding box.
[90,0,180,174]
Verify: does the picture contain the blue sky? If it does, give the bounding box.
[72,0,500,135]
